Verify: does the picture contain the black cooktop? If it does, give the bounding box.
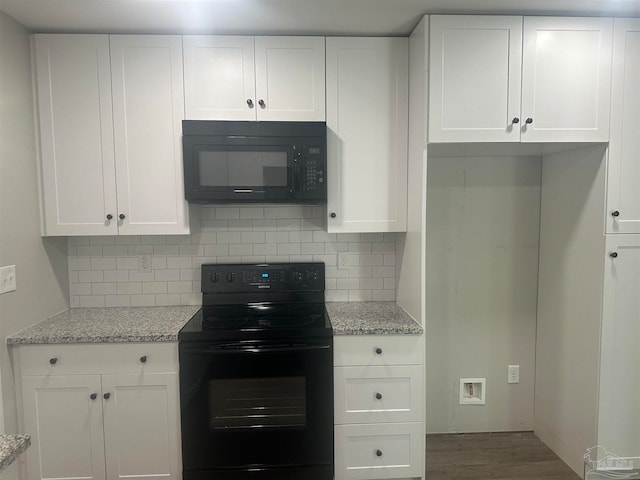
[179,263,332,341]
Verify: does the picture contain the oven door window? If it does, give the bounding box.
[208,376,306,429]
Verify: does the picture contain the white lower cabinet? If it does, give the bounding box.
[334,336,424,480]
[597,236,640,458]
[335,423,423,480]
[17,343,181,480]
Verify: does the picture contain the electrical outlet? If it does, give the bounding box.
[0,265,17,294]
[508,365,520,384]
[138,254,152,273]
[338,252,349,270]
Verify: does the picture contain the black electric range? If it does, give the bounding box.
[178,263,333,480]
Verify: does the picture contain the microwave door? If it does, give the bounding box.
[189,145,294,202]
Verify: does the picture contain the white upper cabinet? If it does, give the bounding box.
[183,36,256,121]
[184,36,325,121]
[606,19,640,234]
[34,34,189,236]
[521,17,613,142]
[429,15,613,143]
[254,37,326,121]
[429,15,523,143]
[35,35,118,236]
[110,35,189,235]
[326,37,408,233]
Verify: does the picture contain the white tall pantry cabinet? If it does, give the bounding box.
[34,34,189,236]
[596,18,640,461]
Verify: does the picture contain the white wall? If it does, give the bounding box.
[425,145,541,433]
[535,145,606,475]
[0,10,69,432]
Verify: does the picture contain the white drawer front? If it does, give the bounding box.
[18,343,178,375]
[334,423,423,480]
[334,336,423,366]
[334,365,423,424]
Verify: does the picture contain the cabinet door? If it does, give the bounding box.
[34,34,118,236]
[183,36,256,120]
[326,37,408,233]
[22,375,106,480]
[101,373,181,480]
[110,35,189,235]
[521,17,613,142]
[428,15,523,143]
[607,19,640,234]
[598,237,640,458]
[254,36,325,121]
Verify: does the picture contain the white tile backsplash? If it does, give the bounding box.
[68,205,397,306]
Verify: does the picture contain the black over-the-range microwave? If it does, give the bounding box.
[182,120,327,204]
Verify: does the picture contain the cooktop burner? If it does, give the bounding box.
[179,263,332,341]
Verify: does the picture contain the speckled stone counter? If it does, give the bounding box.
[6,306,200,345]
[327,302,423,335]
[0,434,30,472]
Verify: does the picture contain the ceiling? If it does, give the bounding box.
[1,0,640,36]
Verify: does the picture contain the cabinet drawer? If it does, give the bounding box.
[334,365,423,424]
[334,423,423,480]
[18,343,178,375]
[334,336,423,366]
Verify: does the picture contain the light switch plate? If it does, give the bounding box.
[508,365,520,384]
[0,265,17,294]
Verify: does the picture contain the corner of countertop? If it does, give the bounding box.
[0,434,31,472]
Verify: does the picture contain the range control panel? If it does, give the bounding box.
[201,263,325,293]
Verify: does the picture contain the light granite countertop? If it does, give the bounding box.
[0,434,30,472]
[6,302,421,346]
[6,306,200,345]
[327,302,423,335]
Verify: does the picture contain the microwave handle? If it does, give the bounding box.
[289,148,300,194]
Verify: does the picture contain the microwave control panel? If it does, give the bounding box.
[294,145,324,193]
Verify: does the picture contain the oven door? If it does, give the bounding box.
[179,338,333,474]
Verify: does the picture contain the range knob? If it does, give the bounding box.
[291,271,303,283]
[305,270,319,282]
[209,272,220,283]
[226,272,235,283]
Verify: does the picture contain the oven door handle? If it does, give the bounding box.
[182,344,331,354]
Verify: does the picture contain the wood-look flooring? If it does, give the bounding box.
[426,432,582,480]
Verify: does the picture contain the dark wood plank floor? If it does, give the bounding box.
[427,432,582,480]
